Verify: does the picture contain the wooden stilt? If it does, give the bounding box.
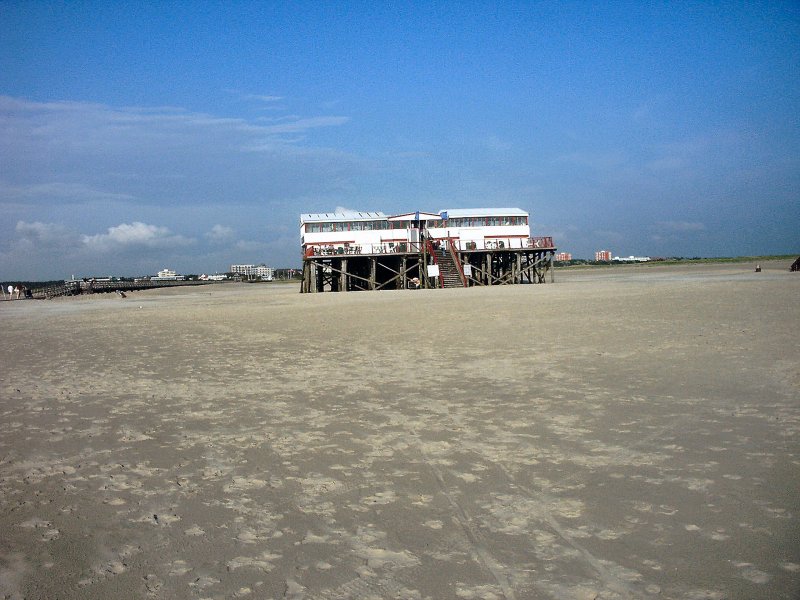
[300,244,554,293]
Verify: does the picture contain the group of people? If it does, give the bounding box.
[3,284,29,300]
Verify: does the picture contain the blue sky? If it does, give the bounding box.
[1,1,798,278]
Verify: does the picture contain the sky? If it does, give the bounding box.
[0,1,798,278]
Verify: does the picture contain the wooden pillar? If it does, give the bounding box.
[525,252,532,283]
[314,262,323,292]
[549,252,554,283]
[340,258,348,292]
[422,241,428,289]
[499,253,505,284]
[401,256,407,289]
[370,257,376,290]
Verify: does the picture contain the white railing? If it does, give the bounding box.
[448,239,526,251]
[305,242,423,256]
[304,236,554,257]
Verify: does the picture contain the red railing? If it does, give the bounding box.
[303,236,555,258]
[447,237,467,287]
[528,236,555,249]
[425,238,446,287]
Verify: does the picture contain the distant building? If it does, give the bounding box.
[555,252,572,262]
[231,264,274,281]
[152,268,185,281]
[595,250,612,261]
[612,255,651,263]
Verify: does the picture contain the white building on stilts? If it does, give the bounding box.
[300,208,556,292]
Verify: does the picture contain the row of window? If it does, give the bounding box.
[305,220,395,233]
[304,216,527,233]
[428,217,527,227]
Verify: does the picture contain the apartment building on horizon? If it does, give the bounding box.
[230,264,274,280]
[595,250,612,261]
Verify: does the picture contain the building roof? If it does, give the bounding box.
[301,211,386,223]
[300,207,528,223]
[387,211,442,221]
[440,208,528,218]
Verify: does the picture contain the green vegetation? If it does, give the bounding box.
[554,255,797,268]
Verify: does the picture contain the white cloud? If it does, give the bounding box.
[205,224,235,243]
[234,239,268,252]
[484,135,513,152]
[15,221,78,246]
[259,116,350,135]
[1,181,135,204]
[0,95,359,208]
[244,94,284,103]
[0,93,367,276]
[656,221,706,232]
[81,222,194,251]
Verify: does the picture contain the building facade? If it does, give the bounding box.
[300,208,535,256]
[299,208,556,292]
[230,264,274,280]
[595,250,612,261]
[152,268,185,281]
[612,255,651,262]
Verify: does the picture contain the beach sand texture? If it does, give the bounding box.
[1,261,798,599]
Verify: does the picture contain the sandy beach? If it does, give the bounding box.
[1,260,798,599]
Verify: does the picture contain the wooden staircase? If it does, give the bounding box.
[435,248,465,288]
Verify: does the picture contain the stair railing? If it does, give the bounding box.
[446,237,467,287]
[424,238,446,288]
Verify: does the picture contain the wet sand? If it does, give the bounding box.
[1,261,798,599]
